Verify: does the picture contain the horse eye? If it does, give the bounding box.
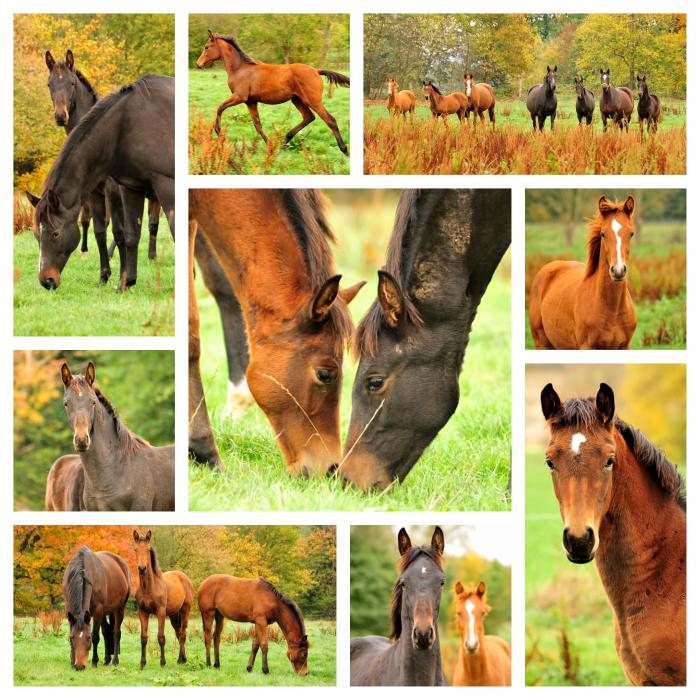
[367,376,384,392]
[604,456,615,470]
[315,368,335,384]
[545,458,555,470]
[630,231,635,237]
[52,230,60,239]
[440,578,445,586]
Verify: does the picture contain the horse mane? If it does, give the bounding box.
[389,545,444,640]
[549,397,686,510]
[215,35,258,64]
[355,191,425,357]
[93,385,150,454]
[52,60,99,104]
[65,546,91,627]
[149,546,163,577]
[429,82,442,95]
[583,200,632,278]
[260,579,308,643]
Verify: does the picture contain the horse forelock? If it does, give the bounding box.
[215,35,258,64]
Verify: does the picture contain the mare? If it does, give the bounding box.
[599,68,634,131]
[637,75,661,135]
[528,196,637,349]
[133,530,194,668]
[341,190,510,490]
[452,581,511,686]
[350,527,447,686]
[422,81,467,124]
[386,78,416,119]
[62,545,130,670]
[60,361,175,511]
[526,66,557,131]
[540,383,686,685]
[574,75,595,125]
[45,454,84,511]
[189,189,364,475]
[197,574,309,675]
[196,31,349,154]
[463,74,496,127]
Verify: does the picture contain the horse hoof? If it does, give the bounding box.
[112,658,119,666]
[177,658,185,665]
[214,662,220,669]
[246,666,253,673]
[340,146,349,156]
[160,660,166,667]
[262,667,269,675]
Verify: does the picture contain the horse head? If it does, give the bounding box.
[637,74,648,98]
[46,49,78,127]
[545,66,557,93]
[61,362,98,452]
[600,67,611,92]
[597,195,635,282]
[454,581,491,654]
[196,30,223,68]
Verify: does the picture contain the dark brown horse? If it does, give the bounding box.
[60,362,174,511]
[463,74,496,127]
[197,574,309,675]
[196,31,349,154]
[574,75,595,125]
[599,68,634,131]
[637,75,661,135]
[541,383,686,685]
[62,545,130,670]
[526,66,557,131]
[133,530,194,668]
[423,81,467,124]
[189,189,364,475]
[351,527,447,686]
[45,454,84,511]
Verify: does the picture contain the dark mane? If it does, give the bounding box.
[429,82,442,95]
[389,545,444,640]
[93,385,149,453]
[75,68,99,104]
[260,579,307,642]
[64,546,91,627]
[149,546,163,577]
[584,200,633,278]
[215,34,258,64]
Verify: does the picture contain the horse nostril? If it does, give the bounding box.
[622,265,627,275]
[586,527,595,545]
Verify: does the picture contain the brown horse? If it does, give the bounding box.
[45,454,84,511]
[197,574,309,675]
[600,68,634,131]
[540,383,686,685]
[189,189,364,475]
[133,530,194,669]
[386,78,416,119]
[62,545,130,670]
[463,74,496,127]
[528,196,637,349]
[423,81,467,124]
[452,581,510,686]
[196,31,349,154]
[637,75,661,136]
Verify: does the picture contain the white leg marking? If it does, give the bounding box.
[465,599,477,648]
[571,432,587,454]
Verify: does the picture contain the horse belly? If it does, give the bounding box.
[538,274,581,348]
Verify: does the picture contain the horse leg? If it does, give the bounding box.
[246,102,269,143]
[157,608,167,667]
[550,113,555,130]
[201,608,214,667]
[119,187,146,289]
[307,100,348,155]
[179,602,191,663]
[489,105,495,128]
[91,612,102,667]
[169,613,183,663]
[138,608,149,669]
[247,634,260,672]
[213,611,224,669]
[112,606,124,665]
[531,114,537,131]
[478,109,486,127]
[87,192,111,284]
[256,620,270,674]
[283,96,315,148]
[101,614,113,665]
[147,198,160,260]
[213,94,245,135]
[538,114,545,131]
[80,203,90,257]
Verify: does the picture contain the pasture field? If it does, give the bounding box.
[524,221,686,349]
[363,96,686,175]
[14,616,335,686]
[189,69,350,175]
[13,212,175,337]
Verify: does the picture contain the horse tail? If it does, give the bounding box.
[318,69,350,88]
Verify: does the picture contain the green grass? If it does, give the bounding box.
[189,69,350,174]
[14,215,174,336]
[14,617,335,686]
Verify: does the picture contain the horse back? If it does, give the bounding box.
[46,454,83,511]
[350,635,392,685]
[93,551,131,609]
[477,83,496,107]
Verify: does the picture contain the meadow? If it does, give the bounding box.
[189,69,350,175]
[14,616,335,686]
[524,220,686,349]
[363,96,686,175]
[13,211,174,337]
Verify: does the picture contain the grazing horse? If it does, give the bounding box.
[452,581,511,686]
[526,66,557,131]
[196,31,349,154]
[528,196,637,349]
[351,527,447,686]
[540,383,686,686]
[62,545,130,670]
[599,68,634,131]
[189,189,364,475]
[463,74,496,127]
[60,362,175,511]
[197,574,309,675]
[386,78,416,119]
[341,190,510,490]
[422,81,467,124]
[133,530,194,669]
[637,75,661,135]
[45,454,84,511]
[33,74,174,290]
[574,76,595,125]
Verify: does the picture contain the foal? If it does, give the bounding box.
[463,74,496,127]
[423,81,467,124]
[386,78,416,119]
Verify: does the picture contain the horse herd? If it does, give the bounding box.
[384,67,662,134]
[62,531,309,676]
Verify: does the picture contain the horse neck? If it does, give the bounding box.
[275,599,303,646]
[66,79,98,134]
[387,87,396,107]
[79,401,125,489]
[589,244,628,309]
[459,632,490,682]
[394,624,443,685]
[139,552,161,593]
[218,41,247,78]
[428,90,442,111]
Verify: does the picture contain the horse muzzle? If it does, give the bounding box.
[563,526,596,564]
[465,639,480,655]
[39,267,62,290]
[412,624,435,651]
[73,434,91,452]
[609,265,627,282]
[54,111,69,127]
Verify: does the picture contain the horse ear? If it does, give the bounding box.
[45,50,55,71]
[25,191,41,208]
[85,362,95,387]
[65,50,74,70]
[454,581,464,595]
[339,280,366,306]
[146,529,152,542]
[61,363,72,388]
[207,29,215,41]
[133,530,140,542]
[553,65,557,72]
[599,68,604,74]
[397,527,411,555]
[596,383,615,426]
[431,526,445,556]
[623,196,635,217]
[83,610,91,625]
[541,383,561,421]
[67,611,75,625]
[598,196,616,214]
[47,189,61,213]
[477,581,486,597]
[377,270,405,328]
[546,65,550,72]
[310,274,342,323]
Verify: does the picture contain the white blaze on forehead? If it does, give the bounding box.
[466,79,472,97]
[612,218,624,269]
[421,566,427,575]
[571,432,587,454]
[465,599,477,646]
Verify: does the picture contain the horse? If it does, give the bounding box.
[45,454,84,511]
[637,75,661,135]
[463,74,495,127]
[526,66,557,131]
[540,383,686,685]
[133,530,194,668]
[340,190,510,490]
[350,527,447,686]
[197,574,309,675]
[422,81,467,124]
[189,189,364,475]
[528,196,637,349]
[452,581,511,686]
[599,68,634,131]
[60,361,175,510]
[32,73,174,290]
[62,545,130,670]
[574,75,595,125]
[196,31,349,154]
[386,78,416,119]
